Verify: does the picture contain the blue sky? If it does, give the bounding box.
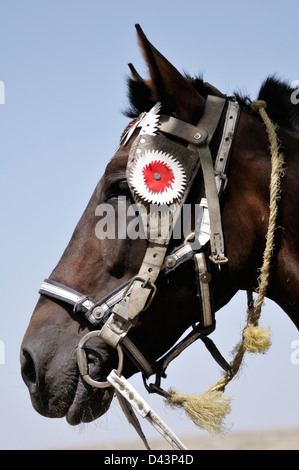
[1,0,299,450]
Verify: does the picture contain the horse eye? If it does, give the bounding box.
[104,179,130,201]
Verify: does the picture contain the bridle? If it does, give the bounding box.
[39,94,240,449]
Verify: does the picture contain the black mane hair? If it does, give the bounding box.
[125,74,299,133]
[257,76,299,132]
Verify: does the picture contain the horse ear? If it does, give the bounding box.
[135,24,204,123]
[128,63,145,83]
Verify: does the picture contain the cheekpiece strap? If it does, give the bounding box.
[99,96,228,349]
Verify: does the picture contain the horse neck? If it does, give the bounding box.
[219,110,299,330]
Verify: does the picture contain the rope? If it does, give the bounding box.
[208,99,285,398]
[248,100,285,324]
[167,99,285,434]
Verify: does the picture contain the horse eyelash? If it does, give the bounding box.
[104,179,130,201]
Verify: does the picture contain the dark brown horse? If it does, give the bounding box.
[21,25,299,429]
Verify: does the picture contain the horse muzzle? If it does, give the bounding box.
[20,301,117,424]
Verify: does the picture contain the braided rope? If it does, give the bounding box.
[248,100,285,324]
[167,100,285,433]
[209,100,285,392]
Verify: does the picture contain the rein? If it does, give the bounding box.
[38,96,283,448]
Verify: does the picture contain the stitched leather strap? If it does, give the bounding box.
[195,99,240,254]
[191,96,228,262]
[158,115,208,145]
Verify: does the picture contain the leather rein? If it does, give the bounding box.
[39,95,240,447]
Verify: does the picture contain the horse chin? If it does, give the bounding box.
[66,377,114,425]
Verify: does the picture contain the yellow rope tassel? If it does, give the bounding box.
[243,291,272,354]
[167,389,232,435]
[166,100,284,435]
[243,324,271,353]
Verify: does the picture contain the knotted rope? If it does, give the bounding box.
[248,100,285,325]
[167,100,285,434]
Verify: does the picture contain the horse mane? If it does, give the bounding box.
[125,74,299,133]
[257,76,299,133]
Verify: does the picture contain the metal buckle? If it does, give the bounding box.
[122,275,157,311]
[209,255,228,265]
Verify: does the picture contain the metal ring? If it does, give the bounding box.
[183,232,195,244]
[76,330,124,388]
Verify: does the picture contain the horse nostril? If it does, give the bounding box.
[21,349,37,387]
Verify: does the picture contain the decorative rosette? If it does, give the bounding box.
[129,150,186,205]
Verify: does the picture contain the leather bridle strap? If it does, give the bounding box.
[37,95,242,451]
[39,242,195,377]
[193,96,227,263]
[196,100,240,250]
[39,243,194,322]
[98,96,227,350]
[39,95,239,384]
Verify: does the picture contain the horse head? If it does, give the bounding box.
[21,25,299,431]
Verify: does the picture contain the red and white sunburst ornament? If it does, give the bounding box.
[129,150,186,205]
